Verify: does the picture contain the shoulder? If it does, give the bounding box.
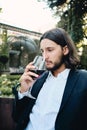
[78,69,87,76]
[76,69,87,81]
[69,69,87,81]
[71,69,87,76]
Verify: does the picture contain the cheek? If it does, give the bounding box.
[52,49,62,58]
[53,51,63,62]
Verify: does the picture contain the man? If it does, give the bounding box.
[12,28,87,130]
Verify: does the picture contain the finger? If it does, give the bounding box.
[28,71,39,79]
[20,73,33,82]
[25,62,35,72]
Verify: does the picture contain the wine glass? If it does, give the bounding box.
[30,55,46,79]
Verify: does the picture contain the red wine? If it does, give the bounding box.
[30,69,46,79]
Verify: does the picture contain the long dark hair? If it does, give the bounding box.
[40,28,80,69]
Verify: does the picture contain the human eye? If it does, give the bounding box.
[47,47,54,52]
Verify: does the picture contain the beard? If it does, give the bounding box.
[46,54,65,72]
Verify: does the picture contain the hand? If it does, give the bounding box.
[19,62,39,93]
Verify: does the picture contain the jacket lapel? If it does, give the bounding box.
[31,71,49,98]
[58,69,79,114]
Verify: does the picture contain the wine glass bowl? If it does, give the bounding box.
[30,55,46,79]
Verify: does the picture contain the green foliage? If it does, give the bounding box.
[39,0,87,43]
[69,15,84,43]
[43,0,87,16]
[0,74,20,97]
[0,44,8,55]
[80,45,87,69]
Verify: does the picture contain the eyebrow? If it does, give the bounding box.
[40,47,55,52]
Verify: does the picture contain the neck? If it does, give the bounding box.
[52,64,66,77]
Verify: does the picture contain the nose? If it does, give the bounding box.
[42,51,48,60]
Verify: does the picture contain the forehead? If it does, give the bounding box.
[40,39,59,49]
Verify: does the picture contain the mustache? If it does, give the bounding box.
[45,60,52,63]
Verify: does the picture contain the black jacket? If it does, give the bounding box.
[12,69,87,130]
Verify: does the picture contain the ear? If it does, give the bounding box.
[63,45,69,55]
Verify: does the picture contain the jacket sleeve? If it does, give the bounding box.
[12,84,36,123]
[12,91,31,122]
